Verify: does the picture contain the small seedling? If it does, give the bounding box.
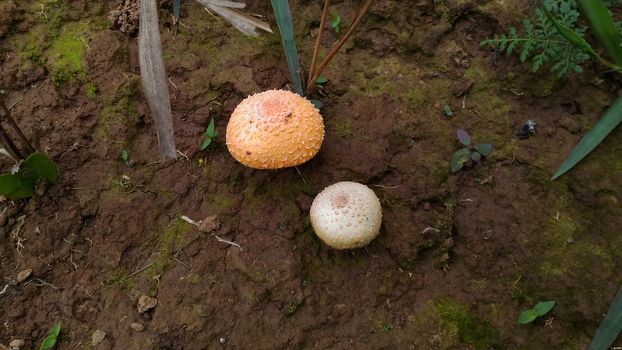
[0,152,59,200]
[120,149,130,165]
[443,105,454,118]
[331,15,341,33]
[40,322,61,350]
[316,76,328,85]
[450,129,493,173]
[201,118,218,151]
[518,301,555,324]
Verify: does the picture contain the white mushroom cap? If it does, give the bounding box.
[310,181,382,249]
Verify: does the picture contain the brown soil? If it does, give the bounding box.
[1,0,621,349]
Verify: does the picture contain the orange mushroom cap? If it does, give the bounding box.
[226,90,325,169]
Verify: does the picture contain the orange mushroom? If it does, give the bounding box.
[226,90,324,169]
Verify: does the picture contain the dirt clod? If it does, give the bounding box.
[91,330,106,346]
[137,295,157,314]
[8,339,24,349]
[198,215,220,233]
[108,0,140,36]
[15,269,32,283]
[130,322,144,332]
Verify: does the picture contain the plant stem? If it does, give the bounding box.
[0,123,22,160]
[0,96,35,154]
[307,0,331,89]
[306,0,372,92]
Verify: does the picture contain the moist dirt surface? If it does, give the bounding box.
[1,0,622,349]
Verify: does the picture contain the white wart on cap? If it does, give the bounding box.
[310,181,382,249]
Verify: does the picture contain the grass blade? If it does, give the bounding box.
[576,0,622,67]
[552,96,622,179]
[139,0,177,161]
[270,0,304,95]
[588,288,622,350]
[173,0,181,21]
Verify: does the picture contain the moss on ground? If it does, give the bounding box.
[408,297,500,349]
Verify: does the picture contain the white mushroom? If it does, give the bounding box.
[310,182,382,249]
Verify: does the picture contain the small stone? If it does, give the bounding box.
[219,337,226,344]
[558,116,580,134]
[137,295,158,314]
[451,79,473,97]
[8,339,25,349]
[198,216,220,233]
[91,330,106,346]
[16,269,32,283]
[130,322,144,332]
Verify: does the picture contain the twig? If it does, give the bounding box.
[213,234,243,252]
[26,277,62,290]
[307,0,372,92]
[371,184,399,189]
[181,215,243,251]
[0,284,8,295]
[0,124,22,159]
[422,227,440,234]
[123,262,155,281]
[0,94,35,154]
[307,0,331,89]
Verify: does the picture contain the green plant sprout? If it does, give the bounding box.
[201,118,218,151]
[443,105,454,118]
[120,149,131,166]
[0,90,57,200]
[0,153,59,200]
[518,301,556,324]
[481,0,589,78]
[316,76,329,85]
[451,129,493,173]
[271,0,372,95]
[482,0,622,179]
[331,15,341,33]
[40,322,61,350]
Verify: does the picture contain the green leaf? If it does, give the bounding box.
[576,0,622,67]
[518,309,538,324]
[206,118,216,137]
[542,5,621,71]
[589,288,622,350]
[533,301,556,316]
[173,0,181,20]
[120,149,129,162]
[471,151,481,164]
[451,148,471,173]
[200,138,212,151]
[443,105,453,117]
[40,323,61,350]
[271,0,304,95]
[331,15,341,33]
[475,143,493,157]
[552,96,622,179]
[316,76,328,84]
[0,173,35,200]
[456,129,471,146]
[22,152,58,183]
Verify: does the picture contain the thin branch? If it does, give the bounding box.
[307,0,372,92]
[0,95,35,154]
[0,123,22,159]
[306,0,331,89]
